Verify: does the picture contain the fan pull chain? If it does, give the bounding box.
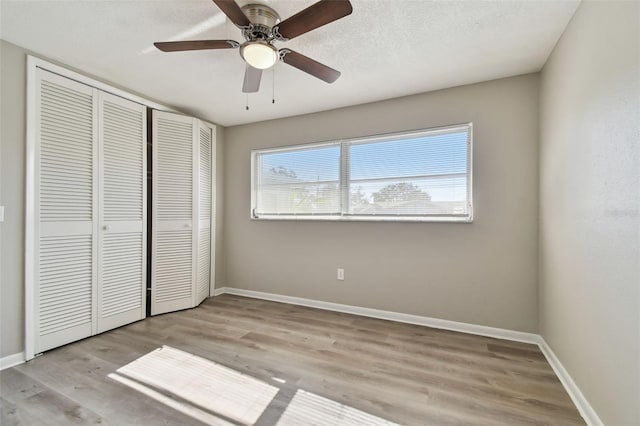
[243,67,250,111]
[272,64,276,104]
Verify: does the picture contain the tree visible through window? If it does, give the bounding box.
[252,124,472,222]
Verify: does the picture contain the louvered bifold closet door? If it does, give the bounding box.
[97,92,147,332]
[34,69,98,354]
[196,123,213,305]
[152,111,197,315]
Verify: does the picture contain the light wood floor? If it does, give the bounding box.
[1,294,583,425]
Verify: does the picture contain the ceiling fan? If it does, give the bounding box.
[154,0,353,93]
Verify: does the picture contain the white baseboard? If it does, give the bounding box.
[0,352,25,371]
[537,338,603,426]
[216,287,539,344]
[214,286,601,426]
[212,287,225,296]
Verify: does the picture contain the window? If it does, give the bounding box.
[251,123,472,222]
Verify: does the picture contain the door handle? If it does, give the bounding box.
[103,225,111,231]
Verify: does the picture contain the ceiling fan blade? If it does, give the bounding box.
[280,49,340,83]
[154,40,239,52]
[212,0,251,28]
[242,65,262,93]
[275,0,353,40]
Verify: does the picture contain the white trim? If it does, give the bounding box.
[467,122,474,222]
[207,122,217,297]
[24,56,37,361]
[26,56,178,112]
[0,353,25,370]
[537,337,604,426]
[213,287,601,426]
[215,287,538,344]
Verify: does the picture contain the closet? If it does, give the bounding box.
[26,64,215,359]
[151,111,214,315]
[27,68,147,356]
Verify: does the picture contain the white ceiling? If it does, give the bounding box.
[0,0,579,126]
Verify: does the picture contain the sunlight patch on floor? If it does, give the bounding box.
[277,389,399,426]
[109,346,278,425]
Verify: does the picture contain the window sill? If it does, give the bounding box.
[251,214,473,223]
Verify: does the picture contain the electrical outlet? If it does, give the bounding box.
[337,268,344,281]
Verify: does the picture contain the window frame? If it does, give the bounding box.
[250,123,473,223]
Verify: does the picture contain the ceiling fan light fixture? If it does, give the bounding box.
[155,0,353,91]
[241,42,277,70]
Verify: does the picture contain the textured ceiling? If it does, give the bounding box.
[0,0,579,126]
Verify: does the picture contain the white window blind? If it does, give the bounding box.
[253,143,341,216]
[251,124,472,222]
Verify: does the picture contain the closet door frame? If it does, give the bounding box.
[25,56,177,360]
[209,122,217,298]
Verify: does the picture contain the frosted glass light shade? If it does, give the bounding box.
[241,42,277,70]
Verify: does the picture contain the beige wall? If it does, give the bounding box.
[539,1,640,424]
[0,40,27,358]
[224,74,540,332]
[0,40,226,357]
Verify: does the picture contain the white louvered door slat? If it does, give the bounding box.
[196,123,212,304]
[39,235,92,334]
[152,111,196,315]
[97,92,147,332]
[35,69,98,353]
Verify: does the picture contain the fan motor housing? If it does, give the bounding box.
[241,4,280,28]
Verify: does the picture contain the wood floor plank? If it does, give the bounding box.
[1,387,104,425]
[0,369,49,404]
[0,294,584,425]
